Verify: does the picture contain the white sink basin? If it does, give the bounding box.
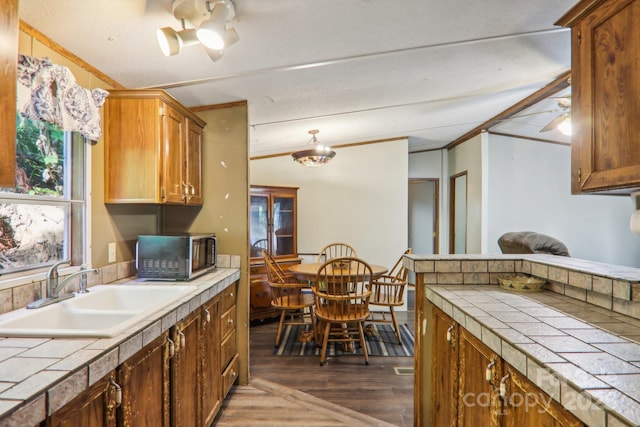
[0,284,194,338]
[61,285,193,313]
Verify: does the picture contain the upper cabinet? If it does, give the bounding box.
[104,90,206,204]
[0,0,17,187]
[558,0,640,194]
[249,185,298,260]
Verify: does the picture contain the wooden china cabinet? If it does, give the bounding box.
[0,0,17,187]
[249,185,301,321]
[557,0,640,194]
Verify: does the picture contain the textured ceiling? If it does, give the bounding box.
[18,0,577,156]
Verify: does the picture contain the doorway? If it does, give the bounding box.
[449,171,468,254]
[408,178,439,285]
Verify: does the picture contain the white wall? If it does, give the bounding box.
[409,150,448,254]
[251,139,408,271]
[486,134,640,268]
[448,134,483,253]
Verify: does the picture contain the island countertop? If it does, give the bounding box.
[0,267,240,425]
[404,254,640,427]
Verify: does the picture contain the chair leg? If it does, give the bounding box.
[390,307,402,345]
[309,307,318,344]
[357,321,369,365]
[320,322,331,366]
[275,310,287,347]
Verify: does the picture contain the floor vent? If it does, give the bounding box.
[394,367,414,376]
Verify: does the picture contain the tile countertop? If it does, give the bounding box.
[0,267,240,425]
[427,285,640,427]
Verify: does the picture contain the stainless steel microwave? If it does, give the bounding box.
[136,233,217,280]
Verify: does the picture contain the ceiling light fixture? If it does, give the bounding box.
[157,0,238,61]
[292,130,336,167]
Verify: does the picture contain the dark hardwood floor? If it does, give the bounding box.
[241,289,415,426]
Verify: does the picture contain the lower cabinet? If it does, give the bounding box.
[118,331,171,427]
[172,311,201,427]
[47,372,120,427]
[45,281,238,427]
[429,304,584,427]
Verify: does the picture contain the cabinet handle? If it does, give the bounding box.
[167,338,175,358]
[189,183,195,195]
[229,292,234,298]
[178,330,186,349]
[228,318,234,326]
[499,372,510,399]
[110,376,122,408]
[446,324,454,344]
[485,357,497,384]
[181,181,188,200]
[204,308,211,323]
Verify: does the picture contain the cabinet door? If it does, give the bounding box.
[172,311,201,427]
[271,193,296,257]
[117,331,170,427]
[457,328,501,427]
[431,307,459,426]
[0,0,17,187]
[185,119,203,205]
[568,0,640,193]
[162,103,187,203]
[250,193,270,258]
[501,365,584,427]
[48,373,118,427]
[201,297,222,426]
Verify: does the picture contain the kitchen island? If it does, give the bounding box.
[404,254,640,427]
[0,267,240,425]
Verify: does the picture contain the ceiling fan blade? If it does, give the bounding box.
[540,113,570,132]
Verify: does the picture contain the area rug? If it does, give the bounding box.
[273,323,414,357]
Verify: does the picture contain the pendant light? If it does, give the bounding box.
[291,130,336,167]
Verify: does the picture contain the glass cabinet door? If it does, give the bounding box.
[271,195,295,256]
[250,194,269,258]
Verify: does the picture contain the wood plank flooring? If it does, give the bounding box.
[215,290,415,426]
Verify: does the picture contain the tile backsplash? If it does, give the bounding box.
[0,254,240,315]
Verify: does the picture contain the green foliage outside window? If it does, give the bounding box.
[14,114,65,197]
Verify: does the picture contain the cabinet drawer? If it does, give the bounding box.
[221,305,236,338]
[220,328,236,369]
[221,354,239,398]
[221,284,236,312]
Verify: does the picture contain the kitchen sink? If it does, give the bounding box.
[0,284,194,338]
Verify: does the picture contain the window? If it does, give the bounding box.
[0,115,86,274]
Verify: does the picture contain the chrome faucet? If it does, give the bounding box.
[27,262,99,309]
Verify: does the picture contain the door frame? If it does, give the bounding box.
[408,178,439,255]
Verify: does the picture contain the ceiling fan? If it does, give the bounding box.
[540,95,571,135]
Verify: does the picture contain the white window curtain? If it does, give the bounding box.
[16,54,108,140]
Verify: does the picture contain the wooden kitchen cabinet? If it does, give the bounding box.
[0,0,17,187]
[117,331,171,427]
[457,327,502,427]
[431,307,459,426]
[501,364,583,427]
[557,0,640,194]
[47,372,119,427]
[171,310,201,427]
[104,89,206,204]
[249,186,300,321]
[428,305,584,426]
[201,296,222,427]
[219,283,239,399]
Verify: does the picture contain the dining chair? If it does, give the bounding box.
[313,257,373,366]
[317,242,358,263]
[367,248,412,344]
[262,250,316,347]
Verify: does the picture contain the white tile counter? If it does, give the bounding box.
[0,268,240,425]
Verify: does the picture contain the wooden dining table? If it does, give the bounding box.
[288,262,388,352]
[288,262,388,282]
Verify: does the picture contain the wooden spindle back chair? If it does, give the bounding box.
[367,248,412,344]
[317,242,358,263]
[313,257,372,366]
[262,250,316,347]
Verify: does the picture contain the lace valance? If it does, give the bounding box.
[17,54,109,140]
